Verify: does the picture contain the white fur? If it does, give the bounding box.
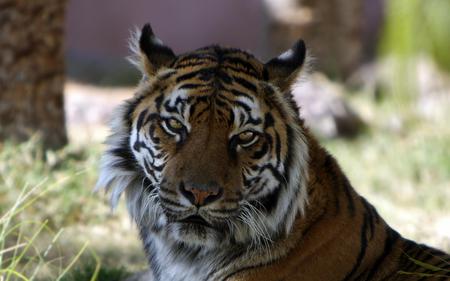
[95,105,138,209]
[278,48,294,60]
[127,27,144,74]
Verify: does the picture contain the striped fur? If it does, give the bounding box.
[96,24,450,280]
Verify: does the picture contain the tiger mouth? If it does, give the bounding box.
[179,215,212,228]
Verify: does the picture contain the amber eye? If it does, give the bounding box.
[168,118,183,130]
[237,130,259,147]
[162,118,185,135]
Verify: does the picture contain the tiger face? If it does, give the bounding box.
[97,24,309,250]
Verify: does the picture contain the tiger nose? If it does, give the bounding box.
[179,182,223,206]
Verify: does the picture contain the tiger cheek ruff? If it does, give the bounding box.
[96,24,450,281]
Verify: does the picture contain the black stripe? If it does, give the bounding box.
[159,194,185,208]
[217,70,233,84]
[176,70,201,83]
[151,162,165,172]
[366,228,399,280]
[143,159,157,181]
[246,116,262,126]
[136,109,148,130]
[275,132,281,168]
[282,125,293,190]
[243,175,259,187]
[264,133,273,154]
[224,65,258,78]
[163,96,185,114]
[158,70,176,80]
[342,212,369,281]
[239,112,245,127]
[251,183,281,214]
[232,100,251,112]
[232,76,257,92]
[110,147,139,172]
[209,208,239,215]
[110,127,139,173]
[193,106,210,120]
[142,177,155,192]
[227,107,235,127]
[361,197,376,240]
[174,53,216,65]
[174,61,209,69]
[159,185,177,195]
[229,89,254,102]
[125,95,145,129]
[223,56,259,76]
[261,164,285,184]
[323,153,341,213]
[342,176,356,216]
[250,179,268,195]
[148,124,161,144]
[164,209,191,217]
[251,141,269,159]
[178,83,205,90]
[263,112,275,129]
[405,245,450,276]
[144,113,160,126]
[154,94,165,111]
[215,97,228,108]
[133,140,155,158]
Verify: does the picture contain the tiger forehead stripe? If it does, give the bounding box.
[174,52,217,64]
[173,48,262,75]
[222,56,260,76]
[169,64,262,103]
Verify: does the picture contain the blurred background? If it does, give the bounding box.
[0,0,449,280]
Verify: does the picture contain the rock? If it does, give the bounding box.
[65,83,132,126]
[293,72,363,138]
[263,0,368,79]
[416,57,450,121]
[348,56,450,121]
[64,82,132,142]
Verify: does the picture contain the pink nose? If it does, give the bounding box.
[180,183,223,206]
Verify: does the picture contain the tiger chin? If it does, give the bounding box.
[96,23,450,281]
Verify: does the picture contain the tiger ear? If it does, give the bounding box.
[264,40,306,91]
[130,23,176,76]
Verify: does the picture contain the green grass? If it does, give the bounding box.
[0,138,137,281]
[0,138,102,225]
[0,174,92,281]
[60,260,128,281]
[381,0,450,73]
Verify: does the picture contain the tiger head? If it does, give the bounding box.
[97,24,309,249]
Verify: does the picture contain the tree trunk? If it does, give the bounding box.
[0,0,67,149]
[264,0,367,79]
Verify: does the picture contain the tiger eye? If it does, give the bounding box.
[239,131,255,142]
[237,131,259,147]
[168,118,183,130]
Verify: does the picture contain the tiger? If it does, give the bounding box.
[96,23,450,281]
